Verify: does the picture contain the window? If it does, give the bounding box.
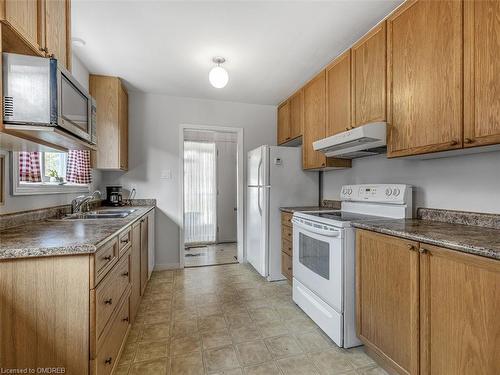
[12,151,91,195]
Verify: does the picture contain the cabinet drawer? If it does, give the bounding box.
[93,238,119,286]
[282,238,293,257]
[281,212,293,227]
[92,294,130,375]
[118,227,132,258]
[93,252,130,344]
[281,251,293,280]
[282,225,293,242]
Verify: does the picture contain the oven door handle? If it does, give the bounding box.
[291,218,341,237]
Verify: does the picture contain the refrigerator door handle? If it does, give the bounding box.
[257,187,262,215]
[257,159,263,215]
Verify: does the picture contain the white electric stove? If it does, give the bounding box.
[291,184,413,348]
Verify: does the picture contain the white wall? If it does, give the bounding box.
[323,150,500,214]
[100,92,276,268]
[0,54,101,214]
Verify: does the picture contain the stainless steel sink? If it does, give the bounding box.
[61,208,137,220]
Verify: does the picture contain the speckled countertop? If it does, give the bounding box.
[351,218,500,261]
[0,206,154,260]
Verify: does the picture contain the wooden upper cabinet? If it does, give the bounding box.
[303,70,327,169]
[356,230,420,375]
[277,90,303,145]
[119,84,128,170]
[42,0,71,71]
[277,100,290,145]
[289,90,303,140]
[419,244,500,375]
[90,75,129,171]
[387,0,463,157]
[327,50,351,137]
[351,22,386,128]
[1,0,41,50]
[464,0,500,148]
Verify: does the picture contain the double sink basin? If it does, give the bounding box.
[61,208,137,220]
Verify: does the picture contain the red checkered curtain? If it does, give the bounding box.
[66,150,92,184]
[19,152,42,182]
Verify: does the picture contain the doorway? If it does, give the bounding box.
[180,126,243,267]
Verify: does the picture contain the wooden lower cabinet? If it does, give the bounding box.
[129,222,142,323]
[356,229,500,375]
[140,216,149,295]
[356,230,419,375]
[419,244,500,375]
[0,209,153,374]
[281,212,293,282]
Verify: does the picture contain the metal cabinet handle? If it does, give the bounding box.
[104,357,112,365]
[104,298,113,305]
[122,272,129,277]
[120,238,129,244]
[288,267,292,271]
[407,244,417,252]
[419,248,428,254]
[103,255,112,261]
[464,138,474,144]
[450,139,459,146]
[122,317,129,322]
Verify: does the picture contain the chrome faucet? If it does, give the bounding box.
[72,190,102,213]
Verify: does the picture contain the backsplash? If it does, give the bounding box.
[418,208,500,230]
[0,205,72,230]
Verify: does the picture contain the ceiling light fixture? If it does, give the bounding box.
[209,57,229,88]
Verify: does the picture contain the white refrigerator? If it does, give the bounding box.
[246,145,318,281]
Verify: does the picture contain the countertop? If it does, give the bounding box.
[0,206,154,260]
[351,218,500,261]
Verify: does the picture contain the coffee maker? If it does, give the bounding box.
[105,186,123,206]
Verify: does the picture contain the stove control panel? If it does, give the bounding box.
[340,184,411,204]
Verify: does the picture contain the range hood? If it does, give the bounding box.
[313,122,387,159]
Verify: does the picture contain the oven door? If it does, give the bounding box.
[56,63,92,142]
[292,218,343,312]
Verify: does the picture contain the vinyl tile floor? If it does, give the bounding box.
[115,263,388,375]
[185,243,238,267]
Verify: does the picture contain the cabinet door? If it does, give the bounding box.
[351,22,386,127]
[90,75,120,169]
[303,70,327,169]
[4,0,40,50]
[119,83,129,170]
[419,244,500,375]
[140,216,149,296]
[327,50,351,137]
[464,0,500,148]
[289,90,303,140]
[129,223,141,322]
[356,230,419,375]
[277,101,290,144]
[43,0,70,70]
[387,0,463,157]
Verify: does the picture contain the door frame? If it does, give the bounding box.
[178,124,244,268]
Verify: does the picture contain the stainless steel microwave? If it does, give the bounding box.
[2,52,97,144]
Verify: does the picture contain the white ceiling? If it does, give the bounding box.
[72,0,403,105]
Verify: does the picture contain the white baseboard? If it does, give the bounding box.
[154,263,181,271]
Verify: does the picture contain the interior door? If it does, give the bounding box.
[217,141,237,243]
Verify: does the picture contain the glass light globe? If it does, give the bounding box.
[209,66,229,88]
